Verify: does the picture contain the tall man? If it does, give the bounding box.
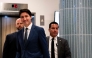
[3,18,24,58]
[16,9,50,58]
[47,22,71,58]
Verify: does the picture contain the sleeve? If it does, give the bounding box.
[38,27,50,58]
[16,32,21,58]
[64,40,71,58]
[2,35,9,58]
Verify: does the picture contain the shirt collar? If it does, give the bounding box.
[49,36,57,41]
[24,23,32,30]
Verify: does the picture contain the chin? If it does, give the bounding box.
[54,35,57,37]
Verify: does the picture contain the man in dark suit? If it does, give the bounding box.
[47,22,71,58]
[16,9,50,58]
[3,18,24,58]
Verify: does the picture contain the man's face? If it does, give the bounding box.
[49,24,59,37]
[16,19,24,30]
[20,12,32,27]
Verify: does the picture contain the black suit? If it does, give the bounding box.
[3,32,17,58]
[46,36,71,58]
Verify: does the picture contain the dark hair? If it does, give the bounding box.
[49,21,59,28]
[19,9,32,17]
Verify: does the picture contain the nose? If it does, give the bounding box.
[23,17,26,20]
[54,28,58,32]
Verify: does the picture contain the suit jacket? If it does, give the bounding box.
[46,36,71,58]
[16,24,50,58]
[3,32,17,58]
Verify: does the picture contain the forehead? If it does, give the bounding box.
[51,24,58,27]
[20,12,29,16]
[16,20,22,23]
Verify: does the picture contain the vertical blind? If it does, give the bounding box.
[59,0,92,58]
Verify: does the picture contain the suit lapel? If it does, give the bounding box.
[46,36,49,48]
[57,37,62,58]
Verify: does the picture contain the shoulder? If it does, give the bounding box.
[57,37,70,47]
[57,37,68,43]
[6,32,17,37]
[34,25,43,29]
[17,28,23,34]
[5,32,17,41]
[34,25,44,31]
[33,25,46,36]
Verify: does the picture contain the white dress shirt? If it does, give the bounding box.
[49,36,58,58]
[24,23,32,39]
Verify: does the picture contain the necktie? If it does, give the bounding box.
[51,38,55,58]
[24,28,28,43]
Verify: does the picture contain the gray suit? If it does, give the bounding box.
[46,36,71,58]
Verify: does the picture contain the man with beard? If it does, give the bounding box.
[3,18,24,58]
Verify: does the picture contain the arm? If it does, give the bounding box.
[64,40,71,58]
[16,33,21,58]
[38,28,50,58]
[3,35,10,58]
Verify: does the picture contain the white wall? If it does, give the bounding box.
[0,0,59,36]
